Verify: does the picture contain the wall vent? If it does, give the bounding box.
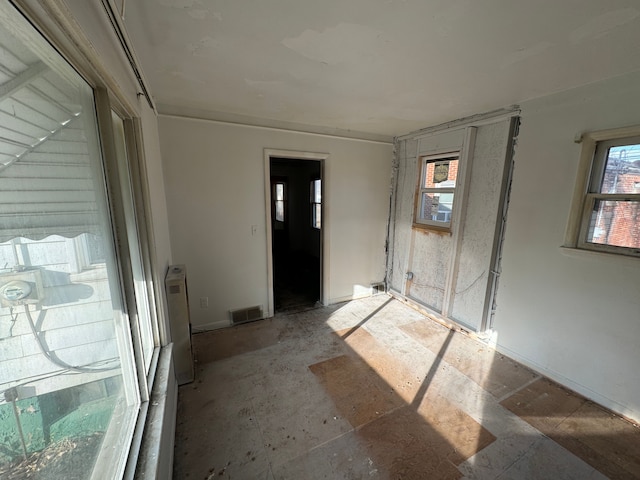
[371,282,385,295]
[230,305,263,325]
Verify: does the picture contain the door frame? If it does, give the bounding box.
[264,149,328,317]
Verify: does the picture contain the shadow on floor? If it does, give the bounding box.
[179,296,640,479]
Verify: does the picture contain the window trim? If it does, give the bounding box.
[413,151,461,232]
[567,126,640,257]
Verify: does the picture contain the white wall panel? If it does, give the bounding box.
[159,115,392,329]
[494,69,640,422]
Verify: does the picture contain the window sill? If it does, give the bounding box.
[412,222,452,235]
[559,246,640,269]
[130,343,177,479]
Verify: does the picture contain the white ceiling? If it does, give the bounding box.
[124,0,640,140]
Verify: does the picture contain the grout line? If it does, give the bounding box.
[305,403,408,456]
[493,437,546,480]
[305,426,354,454]
[495,375,543,404]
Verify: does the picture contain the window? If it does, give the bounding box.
[577,135,640,255]
[311,178,321,229]
[0,5,157,479]
[273,182,286,223]
[414,152,460,230]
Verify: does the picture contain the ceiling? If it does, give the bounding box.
[124,0,640,140]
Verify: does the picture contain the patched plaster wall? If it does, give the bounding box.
[389,117,515,331]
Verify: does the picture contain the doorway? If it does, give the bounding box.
[268,156,323,313]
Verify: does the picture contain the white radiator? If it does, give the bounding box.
[164,265,194,385]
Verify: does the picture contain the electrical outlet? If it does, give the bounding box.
[200,296,209,308]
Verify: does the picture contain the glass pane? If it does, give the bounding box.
[313,204,321,229]
[420,192,454,223]
[587,199,640,249]
[423,157,459,188]
[112,112,155,374]
[275,183,284,201]
[275,200,284,222]
[600,144,640,194]
[0,10,138,480]
[312,179,321,203]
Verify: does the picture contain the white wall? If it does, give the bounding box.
[159,116,392,329]
[494,70,640,422]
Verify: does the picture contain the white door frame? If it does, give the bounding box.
[263,148,329,317]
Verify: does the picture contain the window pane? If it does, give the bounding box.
[587,199,640,248]
[275,183,284,201]
[420,192,454,223]
[0,10,138,479]
[313,204,321,229]
[275,200,284,222]
[424,158,458,188]
[312,179,321,203]
[600,144,640,194]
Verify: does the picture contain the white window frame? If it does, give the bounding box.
[413,151,460,232]
[567,126,640,258]
[0,3,166,478]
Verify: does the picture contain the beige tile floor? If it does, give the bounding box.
[173,295,640,479]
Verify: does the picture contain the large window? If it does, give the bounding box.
[0,5,156,479]
[414,152,460,231]
[574,134,640,256]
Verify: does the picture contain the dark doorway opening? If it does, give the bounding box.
[270,157,322,312]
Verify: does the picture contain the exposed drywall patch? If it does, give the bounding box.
[450,121,511,328]
[282,23,388,66]
[501,42,554,68]
[569,8,639,44]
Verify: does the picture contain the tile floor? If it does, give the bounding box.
[173,295,640,479]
